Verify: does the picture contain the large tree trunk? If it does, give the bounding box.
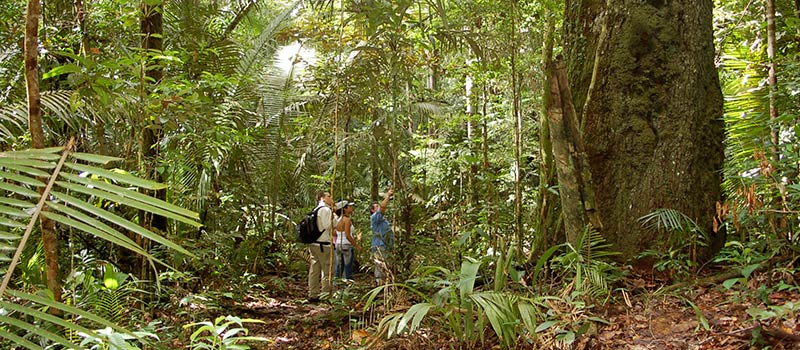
[564,1,725,260]
[25,0,62,315]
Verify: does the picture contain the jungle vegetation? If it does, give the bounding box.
[0,0,798,348]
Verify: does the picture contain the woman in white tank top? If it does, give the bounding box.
[333,201,358,281]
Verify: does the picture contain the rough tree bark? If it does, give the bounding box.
[564,0,725,260]
[547,57,602,245]
[534,16,562,258]
[25,0,63,315]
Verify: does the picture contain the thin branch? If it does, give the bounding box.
[223,0,258,39]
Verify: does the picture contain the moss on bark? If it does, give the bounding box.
[564,0,725,260]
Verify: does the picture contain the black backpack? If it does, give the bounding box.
[296,206,324,243]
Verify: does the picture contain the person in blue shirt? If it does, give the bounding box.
[370,188,394,285]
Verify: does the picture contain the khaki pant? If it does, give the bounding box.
[308,243,332,299]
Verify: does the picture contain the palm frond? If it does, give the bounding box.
[470,292,519,347]
[0,90,90,144]
[638,208,702,235]
[0,140,200,348]
[237,0,301,77]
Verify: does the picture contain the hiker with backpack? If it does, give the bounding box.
[305,191,335,302]
[333,200,358,282]
[370,188,394,286]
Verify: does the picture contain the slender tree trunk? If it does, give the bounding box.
[74,0,87,54]
[547,57,601,244]
[137,0,165,279]
[565,0,725,260]
[140,0,165,222]
[510,1,524,256]
[534,15,560,258]
[796,0,800,33]
[25,0,62,315]
[482,87,497,253]
[766,0,778,161]
[344,114,351,195]
[465,52,477,206]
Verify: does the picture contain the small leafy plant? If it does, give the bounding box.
[184,315,268,350]
[365,257,548,349]
[637,208,708,279]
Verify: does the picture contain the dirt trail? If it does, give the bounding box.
[230,271,799,349]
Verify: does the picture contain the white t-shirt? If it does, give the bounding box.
[315,201,333,243]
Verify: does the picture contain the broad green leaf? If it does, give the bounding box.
[221,327,246,340]
[535,244,563,279]
[722,277,741,289]
[0,157,55,169]
[0,315,80,349]
[2,147,63,158]
[70,152,123,165]
[458,257,481,298]
[40,210,161,264]
[43,64,81,80]
[741,263,759,278]
[60,173,199,220]
[0,181,41,198]
[535,320,557,333]
[49,191,194,257]
[556,331,575,344]
[494,249,505,291]
[0,217,26,229]
[0,170,45,187]
[0,231,20,240]
[0,204,31,217]
[0,196,37,208]
[6,290,142,343]
[517,302,539,335]
[398,302,434,334]
[104,262,119,290]
[64,163,167,190]
[0,163,51,177]
[225,336,267,343]
[0,301,98,340]
[55,182,202,227]
[746,307,776,320]
[471,294,507,343]
[0,329,42,350]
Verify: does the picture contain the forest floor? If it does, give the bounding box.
[176,265,800,350]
